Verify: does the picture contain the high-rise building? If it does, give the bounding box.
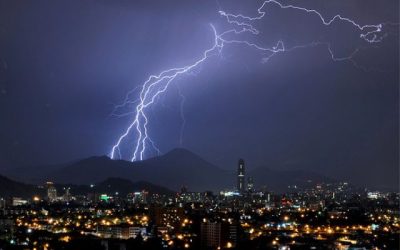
[46,182,57,202]
[63,187,71,202]
[12,197,28,206]
[247,176,254,193]
[200,221,237,249]
[237,159,245,193]
[131,191,148,204]
[201,222,221,249]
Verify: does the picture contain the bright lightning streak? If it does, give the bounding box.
[110,0,395,161]
[110,25,223,161]
[219,0,386,43]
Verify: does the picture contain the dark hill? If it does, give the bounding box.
[3,148,335,192]
[90,177,174,196]
[43,148,232,191]
[0,174,173,199]
[62,178,174,197]
[0,175,43,198]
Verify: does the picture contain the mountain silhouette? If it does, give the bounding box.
[39,148,231,191]
[64,177,174,197]
[0,175,43,198]
[0,175,173,199]
[3,148,332,192]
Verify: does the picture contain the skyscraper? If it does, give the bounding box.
[46,182,57,202]
[201,222,222,248]
[247,176,254,193]
[237,159,245,193]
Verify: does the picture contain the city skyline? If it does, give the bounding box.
[0,0,398,191]
[0,159,398,250]
[0,1,399,248]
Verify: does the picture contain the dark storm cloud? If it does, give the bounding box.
[0,0,398,189]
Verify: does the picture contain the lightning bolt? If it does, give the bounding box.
[110,25,223,161]
[110,0,396,161]
[218,0,385,43]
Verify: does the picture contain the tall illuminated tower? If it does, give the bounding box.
[237,159,245,193]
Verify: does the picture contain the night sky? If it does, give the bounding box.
[0,0,398,189]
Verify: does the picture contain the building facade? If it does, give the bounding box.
[237,159,245,193]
